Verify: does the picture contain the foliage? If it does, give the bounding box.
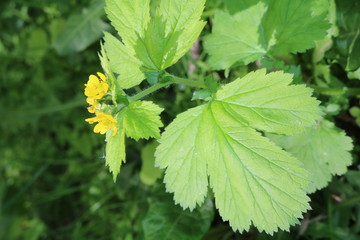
[156,70,319,233]
[1,0,360,239]
[205,0,330,70]
[268,120,353,194]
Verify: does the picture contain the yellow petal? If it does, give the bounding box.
[85,117,97,124]
[86,98,95,105]
[101,82,109,93]
[89,74,99,82]
[85,88,97,98]
[88,105,96,113]
[97,72,106,81]
[86,112,117,135]
[93,123,104,134]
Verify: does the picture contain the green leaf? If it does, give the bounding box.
[104,32,145,89]
[264,0,330,56]
[205,8,267,69]
[260,58,302,84]
[145,72,161,85]
[103,0,206,88]
[224,0,249,14]
[346,31,360,71]
[123,101,164,141]
[156,105,209,210]
[192,89,212,101]
[53,0,109,55]
[313,0,338,64]
[205,0,330,70]
[98,42,111,77]
[268,120,353,193]
[105,0,150,47]
[105,112,126,181]
[133,15,179,71]
[105,101,163,180]
[104,0,206,75]
[204,76,221,93]
[348,67,360,80]
[314,64,331,84]
[200,103,310,233]
[156,70,320,233]
[134,0,206,71]
[140,142,163,185]
[142,194,214,240]
[156,0,206,69]
[215,69,320,134]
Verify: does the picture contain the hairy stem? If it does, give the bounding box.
[129,82,173,102]
[171,76,206,88]
[129,75,206,102]
[108,72,122,105]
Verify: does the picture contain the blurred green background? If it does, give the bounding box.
[1,0,360,239]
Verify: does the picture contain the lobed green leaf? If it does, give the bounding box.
[105,0,150,47]
[105,101,164,180]
[103,0,206,87]
[123,101,164,141]
[201,103,310,233]
[104,32,145,89]
[156,105,209,210]
[156,70,320,233]
[215,69,321,134]
[268,120,353,193]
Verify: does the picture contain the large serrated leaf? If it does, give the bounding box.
[156,105,209,210]
[105,0,150,47]
[156,70,320,233]
[104,33,145,89]
[201,103,310,233]
[103,0,206,85]
[134,0,206,71]
[215,69,320,134]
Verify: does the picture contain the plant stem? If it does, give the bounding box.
[129,82,173,102]
[108,72,121,105]
[129,75,206,102]
[172,76,206,88]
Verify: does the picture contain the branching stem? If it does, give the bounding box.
[172,76,206,88]
[129,75,206,102]
[129,82,172,102]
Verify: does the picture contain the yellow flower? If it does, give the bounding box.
[85,112,118,136]
[85,97,98,113]
[84,72,109,101]
[85,72,108,113]
[87,104,97,113]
